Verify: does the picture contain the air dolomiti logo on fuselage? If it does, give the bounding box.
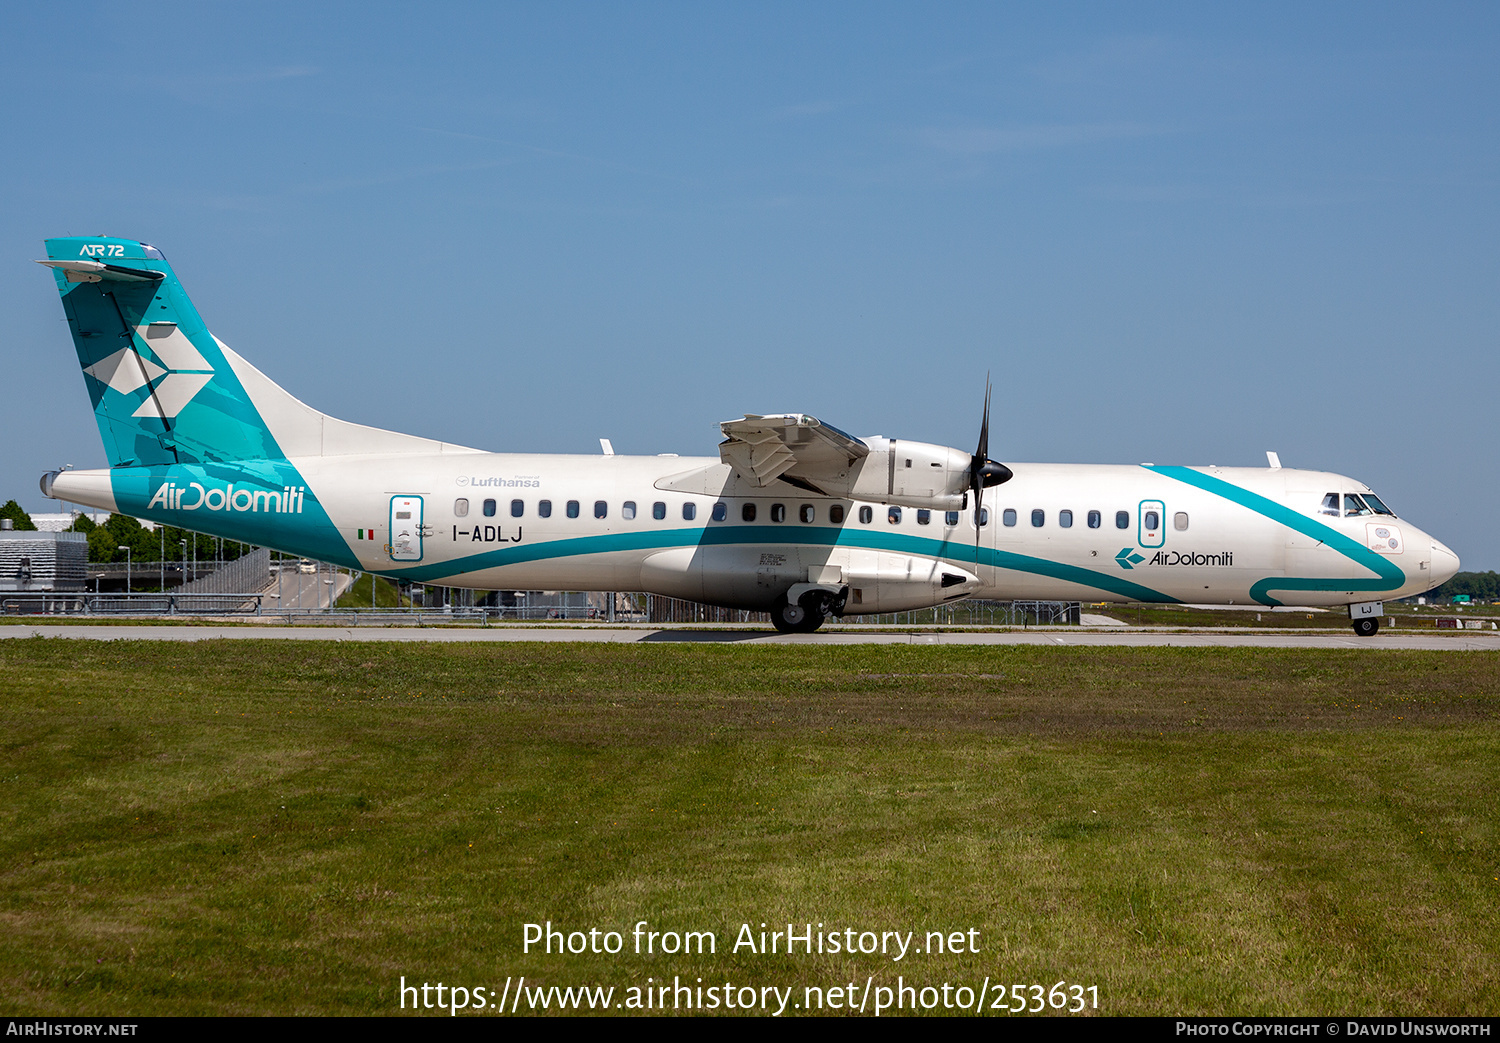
[147,481,306,514]
[1116,547,1234,570]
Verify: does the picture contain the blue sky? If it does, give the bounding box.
[5,3,1496,569]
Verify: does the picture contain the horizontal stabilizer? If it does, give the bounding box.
[36,259,163,283]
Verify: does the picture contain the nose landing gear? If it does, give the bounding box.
[1348,601,1384,637]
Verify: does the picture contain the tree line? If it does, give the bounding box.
[1,500,250,565]
[1425,571,1500,601]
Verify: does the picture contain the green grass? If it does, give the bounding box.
[1,641,1496,1016]
[333,573,410,610]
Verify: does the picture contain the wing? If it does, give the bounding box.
[717,413,870,491]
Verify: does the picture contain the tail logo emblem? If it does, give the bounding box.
[82,324,215,419]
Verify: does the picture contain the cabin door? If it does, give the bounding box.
[389,495,424,562]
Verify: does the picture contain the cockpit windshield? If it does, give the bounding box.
[1345,493,1395,517]
[1362,493,1395,516]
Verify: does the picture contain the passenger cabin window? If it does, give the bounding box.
[1059,510,1073,528]
[1031,509,1045,527]
[742,503,757,522]
[454,498,469,518]
[1144,510,1160,531]
[946,511,959,527]
[538,500,552,518]
[829,505,845,524]
[483,499,497,517]
[1087,510,1101,529]
[711,502,726,522]
[622,501,636,520]
[682,502,697,521]
[566,500,580,519]
[594,501,608,519]
[1116,510,1129,529]
[888,507,902,525]
[1321,493,1341,516]
[799,504,815,523]
[917,509,930,525]
[976,507,989,527]
[652,502,666,520]
[770,503,786,523]
[511,499,524,518]
[1003,508,1017,527]
[1174,512,1189,531]
[859,506,873,524]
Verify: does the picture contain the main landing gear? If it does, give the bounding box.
[1352,617,1380,637]
[770,588,847,634]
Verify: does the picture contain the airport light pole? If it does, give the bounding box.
[118,546,130,595]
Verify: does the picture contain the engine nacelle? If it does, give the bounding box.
[844,437,972,510]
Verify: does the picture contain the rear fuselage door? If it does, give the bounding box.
[389,495,424,561]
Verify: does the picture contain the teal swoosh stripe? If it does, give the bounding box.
[384,524,1175,602]
[1145,465,1405,606]
[986,546,1175,602]
[390,526,697,582]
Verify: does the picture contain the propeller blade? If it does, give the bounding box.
[972,376,992,557]
[977,376,991,466]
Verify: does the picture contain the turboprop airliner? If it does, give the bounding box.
[36,236,1460,634]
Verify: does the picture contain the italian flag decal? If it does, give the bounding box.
[357,528,376,540]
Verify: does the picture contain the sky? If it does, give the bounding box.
[4,3,1496,569]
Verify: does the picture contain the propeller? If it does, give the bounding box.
[969,376,1013,555]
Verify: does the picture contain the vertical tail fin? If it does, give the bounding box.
[42,236,482,466]
[41,236,285,466]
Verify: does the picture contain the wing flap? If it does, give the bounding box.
[718,413,869,488]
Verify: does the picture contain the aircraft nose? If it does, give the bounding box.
[1430,540,1461,588]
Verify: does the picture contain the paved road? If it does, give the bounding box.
[262,567,352,610]
[3,623,1498,650]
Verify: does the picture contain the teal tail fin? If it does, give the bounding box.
[41,236,285,466]
[42,236,480,468]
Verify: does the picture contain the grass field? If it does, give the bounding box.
[333,574,410,611]
[2,639,1497,1016]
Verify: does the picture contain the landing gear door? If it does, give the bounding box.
[1139,499,1165,549]
[389,495,424,562]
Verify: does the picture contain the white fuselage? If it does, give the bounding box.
[53,450,1456,614]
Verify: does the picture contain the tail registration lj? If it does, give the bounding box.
[38,237,1459,634]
